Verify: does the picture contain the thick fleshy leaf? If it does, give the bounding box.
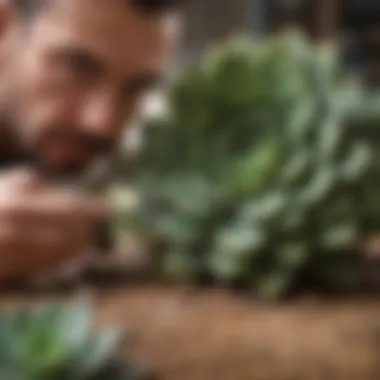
[210,253,247,282]
[59,304,92,353]
[281,205,306,233]
[299,166,336,206]
[286,98,315,142]
[310,42,339,92]
[241,192,288,224]
[255,271,294,300]
[232,138,280,196]
[162,250,198,282]
[205,37,267,105]
[281,150,311,187]
[210,224,265,282]
[155,214,197,245]
[318,117,344,162]
[214,224,266,257]
[277,242,308,270]
[320,224,358,251]
[71,328,124,379]
[340,142,374,182]
[0,304,133,380]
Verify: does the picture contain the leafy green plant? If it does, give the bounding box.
[132,30,380,298]
[0,303,150,380]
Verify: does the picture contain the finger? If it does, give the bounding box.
[0,168,42,192]
[0,192,107,226]
[0,225,56,278]
[0,224,89,278]
[61,222,94,254]
[29,226,94,275]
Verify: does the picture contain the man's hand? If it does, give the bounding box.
[0,169,105,282]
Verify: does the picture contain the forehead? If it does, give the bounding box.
[26,0,176,73]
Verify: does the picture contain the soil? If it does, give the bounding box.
[2,284,380,380]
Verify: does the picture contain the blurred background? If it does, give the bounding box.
[125,0,380,158]
[179,0,380,84]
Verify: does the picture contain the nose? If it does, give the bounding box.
[79,90,120,138]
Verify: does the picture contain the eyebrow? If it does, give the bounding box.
[50,45,162,91]
[50,45,105,74]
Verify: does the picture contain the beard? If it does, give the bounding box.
[0,115,118,191]
[17,120,117,176]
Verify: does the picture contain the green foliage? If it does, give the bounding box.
[132,30,380,298]
[0,303,149,380]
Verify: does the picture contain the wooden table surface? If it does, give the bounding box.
[2,284,379,380]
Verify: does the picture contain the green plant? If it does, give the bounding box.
[133,30,380,298]
[0,303,149,380]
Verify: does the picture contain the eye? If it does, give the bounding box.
[53,49,103,81]
[64,53,97,77]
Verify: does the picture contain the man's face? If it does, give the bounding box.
[0,0,175,178]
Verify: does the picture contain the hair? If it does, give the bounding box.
[13,0,184,17]
[132,0,184,13]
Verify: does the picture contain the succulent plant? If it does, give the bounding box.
[0,302,149,380]
[132,29,380,298]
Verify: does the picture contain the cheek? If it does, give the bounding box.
[20,58,78,108]
[13,62,80,133]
